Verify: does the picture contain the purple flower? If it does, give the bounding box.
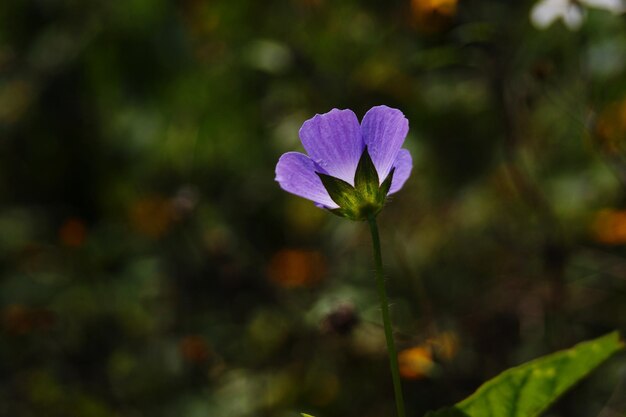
[275,105,412,220]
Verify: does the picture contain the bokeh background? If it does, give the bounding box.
[2,0,626,416]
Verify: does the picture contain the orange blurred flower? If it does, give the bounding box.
[129,195,175,239]
[591,209,626,245]
[398,346,435,379]
[2,304,31,335]
[179,0,220,37]
[427,331,460,361]
[2,304,56,335]
[179,335,212,364]
[58,218,87,247]
[594,100,626,153]
[267,249,326,288]
[411,0,458,33]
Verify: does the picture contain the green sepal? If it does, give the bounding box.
[380,167,395,197]
[354,146,380,199]
[317,173,359,209]
[327,207,349,219]
[317,148,395,221]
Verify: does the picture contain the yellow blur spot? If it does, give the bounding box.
[267,249,326,288]
[591,209,626,245]
[308,373,340,406]
[58,218,87,248]
[286,198,326,236]
[247,310,290,356]
[398,346,435,380]
[411,0,458,33]
[428,331,460,362]
[532,367,556,378]
[0,79,34,124]
[129,195,175,239]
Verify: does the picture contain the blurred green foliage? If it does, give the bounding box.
[1,0,626,416]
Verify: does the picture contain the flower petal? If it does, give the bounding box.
[530,0,568,29]
[299,109,364,185]
[361,105,409,184]
[582,0,625,13]
[563,3,584,29]
[275,152,339,209]
[388,149,412,195]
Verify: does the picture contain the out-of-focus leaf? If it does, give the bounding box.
[426,332,623,417]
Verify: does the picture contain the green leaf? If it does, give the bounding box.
[301,414,315,417]
[426,332,623,417]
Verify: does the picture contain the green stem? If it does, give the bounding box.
[367,214,406,417]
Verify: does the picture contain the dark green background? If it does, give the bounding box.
[1,0,626,416]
